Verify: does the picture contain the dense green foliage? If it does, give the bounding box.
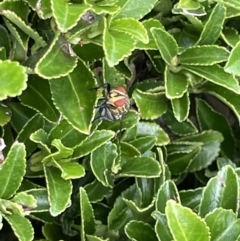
[1,0,240,240]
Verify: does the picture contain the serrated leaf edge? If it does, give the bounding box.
[1,10,46,47]
[43,165,72,216]
[110,17,149,43]
[0,60,28,101]
[35,32,78,79]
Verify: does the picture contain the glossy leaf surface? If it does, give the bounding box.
[0,60,27,101]
[0,142,26,199]
[199,165,238,217]
[44,166,72,216]
[50,59,97,134]
[166,200,210,241]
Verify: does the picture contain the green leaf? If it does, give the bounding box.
[196,3,226,45]
[0,25,11,57]
[16,114,44,156]
[0,47,7,60]
[26,189,50,212]
[86,235,109,241]
[166,200,210,241]
[42,139,73,163]
[146,50,165,73]
[0,60,27,101]
[42,223,63,241]
[7,102,36,134]
[129,136,157,154]
[165,69,188,99]
[108,184,137,230]
[93,0,118,6]
[73,43,104,62]
[179,188,203,210]
[135,19,164,50]
[0,142,26,199]
[110,18,148,43]
[119,142,140,165]
[176,131,223,172]
[184,65,240,94]
[197,83,240,124]
[132,89,167,120]
[226,4,240,18]
[0,7,46,47]
[162,109,198,136]
[48,119,87,148]
[2,213,34,241]
[44,165,72,216]
[30,129,49,150]
[30,212,57,224]
[73,130,115,159]
[80,187,95,239]
[54,160,85,180]
[11,192,37,210]
[2,125,14,154]
[199,165,238,217]
[19,75,59,123]
[205,208,240,241]
[3,17,29,53]
[51,0,90,32]
[177,0,201,9]
[0,199,24,215]
[0,103,11,126]
[98,110,139,133]
[220,0,240,10]
[151,27,178,66]
[196,99,234,159]
[50,59,97,134]
[84,179,111,203]
[114,0,158,20]
[221,28,240,47]
[118,156,161,178]
[124,190,155,219]
[121,124,137,142]
[171,92,190,122]
[224,41,240,76]
[33,0,52,19]
[153,212,173,241]
[157,147,171,184]
[103,21,135,67]
[166,146,200,174]
[128,201,156,225]
[91,142,117,187]
[0,1,29,25]
[156,180,180,214]
[125,220,158,241]
[179,45,229,65]
[137,122,170,146]
[102,58,125,88]
[217,157,236,170]
[90,2,120,15]
[167,142,199,155]
[136,178,155,207]
[17,179,37,192]
[35,33,78,79]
